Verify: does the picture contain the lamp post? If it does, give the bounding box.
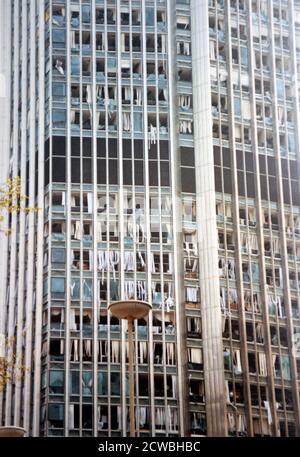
[108,300,151,437]
[0,426,26,437]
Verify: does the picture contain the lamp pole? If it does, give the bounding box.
[0,426,26,437]
[108,300,151,437]
[127,317,135,437]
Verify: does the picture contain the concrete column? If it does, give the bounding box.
[190,0,227,437]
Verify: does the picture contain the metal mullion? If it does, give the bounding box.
[153,0,168,437]
[255,375,265,435]
[215,5,227,262]
[129,0,140,435]
[276,319,288,434]
[64,0,72,436]
[266,3,285,434]
[46,2,54,434]
[122,3,140,438]
[225,6,250,436]
[290,0,300,320]
[91,0,99,437]
[280,12,297,271]
[247,1,279,437]
[225,247,236,436]
[46,57,54,422]
[133,316,140,436]
[116,0,127,437]
[167,0,187,436]
[281,32,300,323]
[265,159,276,312]
[250,289,264,436]
[268,0,300,434]
[22,0,36,433]
[106,229,112,439]
[272,291,286,427]
[14,0,28,426]
[107,264,112,439]
[78,4,83,436]
[141,0,156,436]
[6,0,22,425]
[32,0,46,435]
[103,0,112,435]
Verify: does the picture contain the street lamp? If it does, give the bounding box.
[108,300,151,437]
[0,426,26,437]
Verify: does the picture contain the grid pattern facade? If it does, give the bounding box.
[0,0,300,438]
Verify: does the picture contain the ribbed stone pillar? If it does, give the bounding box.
[190,0,227,437]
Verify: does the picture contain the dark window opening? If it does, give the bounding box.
[181,167,195,193]
[52,157,66,182]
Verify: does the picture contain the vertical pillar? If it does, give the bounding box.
[190,0,227,436]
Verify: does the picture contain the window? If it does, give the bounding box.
[70,278,92,300]
[177,15,190,30]
[146,7,155,26]
[49,371,64,394]
[48,404,64,428]
[52,157,66,182]
[52,82,66,97]
[82,5,91,23]
[181,167,196,193]
[51,277,65,294]
[111,372,121,395]
[82,371,93,395]
[107,57,116,72]
[52,248,65,264]
[70,371,79,395]
[133,112,143,133]
[71,56,80,76]
[98,372,108,395]
[52,29,66,48]
[280,356,291,380]
[52,6,65,27]
[234,97,241,116]
[240,47,248,66]
[53,110,66,128]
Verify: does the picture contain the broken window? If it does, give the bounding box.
[48,404,64,429]
[190,413,206,435]
[177,15,190,30]
[132,34,141,52]
[248,353,257,374]
[52,5,65,26]
[50,339,64,361]
[186,317,201,337]
[52,222,65,241]
[95,8,104,24]
[49,371,64,394]
[189,380,205,403]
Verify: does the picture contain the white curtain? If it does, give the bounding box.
[209,40,215,60]
[189,347,202,364]
[242,99,251,119]
[87,193,93,213]
[69,405,74,429]
[258,352,267,376]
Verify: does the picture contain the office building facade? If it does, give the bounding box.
[0,0,300,437]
